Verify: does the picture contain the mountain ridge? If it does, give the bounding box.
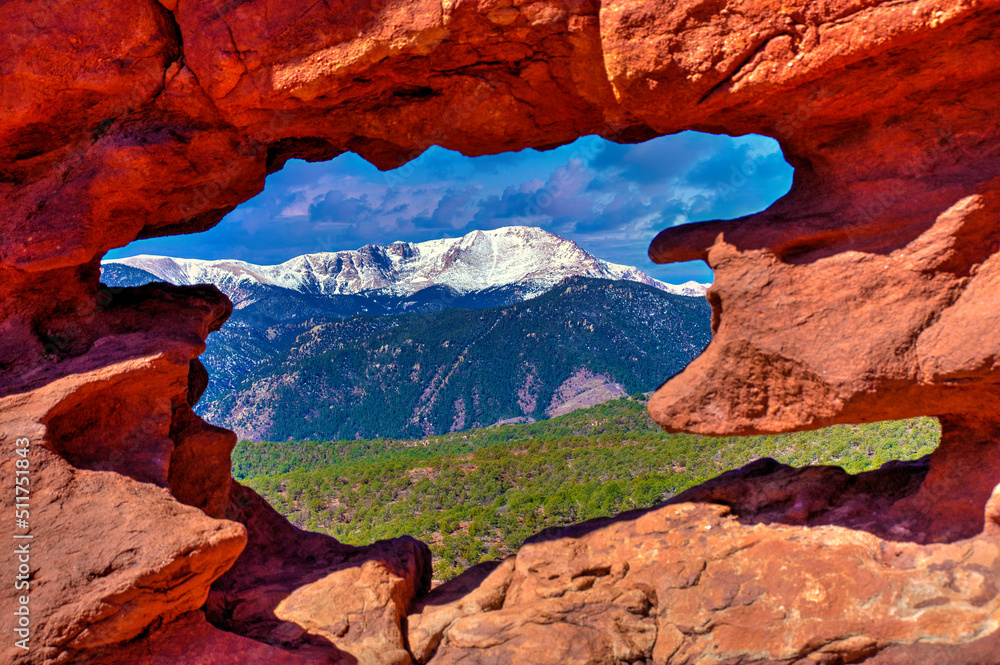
[203,276,712,441]
[100,228,714,441]
[104,226,710,306]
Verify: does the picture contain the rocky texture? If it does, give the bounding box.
[2,0,999,663]
[545,368,629,418]
[0,281,431,665]
[414,474,1000,665]
[77,611,324,665]
[207,482,431,665]
[649,191,1000,435]
[0,448,246,665]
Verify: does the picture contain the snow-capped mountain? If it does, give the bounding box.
[103,226,709,306]
[100,227,714,440]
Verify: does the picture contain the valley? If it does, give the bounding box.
[233,397,940,581]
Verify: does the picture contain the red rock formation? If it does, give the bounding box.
[0,280,426,664]
[207,482,431,664]
[414,493,1000,665]
[1,0,998,663]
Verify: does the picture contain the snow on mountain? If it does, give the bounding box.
[104,226,709,304]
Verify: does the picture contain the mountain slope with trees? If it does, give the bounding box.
[206,277,711,440]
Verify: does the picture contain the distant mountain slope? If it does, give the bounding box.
[203,277,711,441]
[101,228,713,440]
[98,263,161,288]
[103,226,710,305]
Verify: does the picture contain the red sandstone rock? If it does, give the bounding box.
[0,279,431,664]
[408,559,516,662]
[0,448,247,665]
[419,486,1000,665]
[208,483,432,665]
[74,611,327,665]
[1,0,998,663]
[647,181,1000,436]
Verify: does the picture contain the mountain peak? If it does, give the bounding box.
[104,226,710,302]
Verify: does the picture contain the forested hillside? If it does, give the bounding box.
[209,277,711,440]
[234,397,940,581]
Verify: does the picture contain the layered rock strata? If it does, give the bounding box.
[1,0,998,663]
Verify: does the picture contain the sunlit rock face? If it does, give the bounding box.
[0,1,997,663]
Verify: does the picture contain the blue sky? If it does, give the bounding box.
[107,131,792,284]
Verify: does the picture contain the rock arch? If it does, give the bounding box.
[1,1,997,663]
